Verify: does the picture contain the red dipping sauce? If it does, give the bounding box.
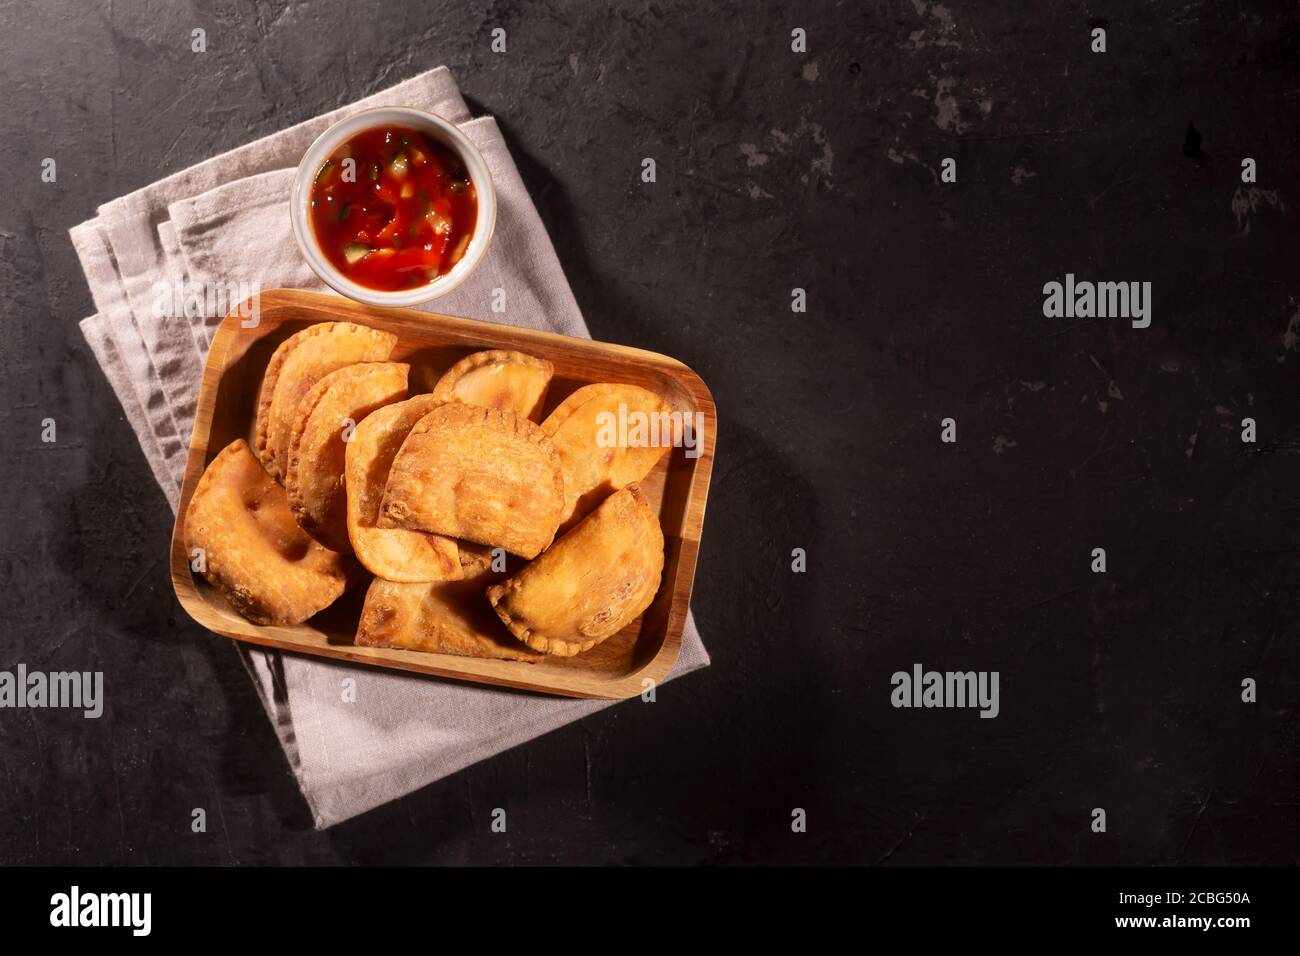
[308,125,478,292]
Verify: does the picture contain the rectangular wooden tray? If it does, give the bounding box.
[170,289,715,699]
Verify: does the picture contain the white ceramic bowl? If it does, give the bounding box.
[290,106,496,308]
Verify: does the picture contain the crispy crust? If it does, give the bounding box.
[378,403,565,559]
[431,349,554,422]
[486,483,664,656]
[284,362,409,552]
[436,349,553,379]
[344,394,463,582]
[184,439,352,625]
[254,322,397,482]
[355,574,541,662]
[540,382,672,527]
[540,382,662,435]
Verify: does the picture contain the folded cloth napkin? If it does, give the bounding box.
[71,67,710,829]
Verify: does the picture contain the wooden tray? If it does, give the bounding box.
[170,289,715,699]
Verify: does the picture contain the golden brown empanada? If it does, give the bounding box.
[356,562,541,662]
[184,439,351,625]
[345,394,461,582]
[431,349,554,422]
[541,383,672,527]
[487,483,664,656]
[285,362,409,552]
[255,322,397,482]
[378,403,564,559]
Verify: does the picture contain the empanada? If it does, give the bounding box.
[184,439,351,625]
[487,483,664,656]
[356,563,541,662]
[431,349,554,422]
[255,322,397,482]
[286,362,409,552]
[378,403,564,559]
[541,383,672,527]
[345,394,461,581]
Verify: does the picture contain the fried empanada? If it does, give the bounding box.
[345,394,461,581]
[378,404,564,559]
[431,349,554,422]
[285,362,409,552]
[541,383,672,527]
[255,322,397,482]
[184,439,351,625]
[487,483,664,656]
[356,563,541,662]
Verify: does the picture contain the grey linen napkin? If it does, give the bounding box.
[71,67,710,829]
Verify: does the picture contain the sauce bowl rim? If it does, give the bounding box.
[289,105,497,308]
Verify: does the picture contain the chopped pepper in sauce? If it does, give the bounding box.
[309,125,478,291]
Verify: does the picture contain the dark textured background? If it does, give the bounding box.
[1,0,1297,865]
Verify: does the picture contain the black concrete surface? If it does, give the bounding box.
[0,1,1297,864]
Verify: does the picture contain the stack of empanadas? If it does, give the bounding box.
[184,320,671,662]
